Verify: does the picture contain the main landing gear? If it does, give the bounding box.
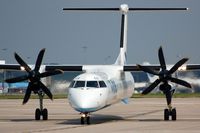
[164,105,176,121]
[163,86,177,121]
[80,113,90,125]
[35,91,48,120]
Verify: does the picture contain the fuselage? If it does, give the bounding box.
[68,66,134,113]
[67,4,134,114]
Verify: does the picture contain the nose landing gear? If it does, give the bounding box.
[80,113,90,125]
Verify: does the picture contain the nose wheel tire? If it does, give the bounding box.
[164,108,176,121]
[35,108,48,120]
[81,117,84,124]
[80,114,90,125]
[86,116,90,125]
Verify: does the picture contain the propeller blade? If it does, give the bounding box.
[158,46,166,70]
[39,81,53,100]
[169,77,192,88]
[15,52,32,72]
[39,69,63,78]
[168,58,189,74]
[5,75,28,83]
[142,79,161,94]
[137,64,160,76]
[23,83,32,104]
[34,48,45,72]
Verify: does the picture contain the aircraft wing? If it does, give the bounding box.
[123,65,160,71]
[32,64,200,72]
[45,65,83,71]
[0,64,83,71]
[45,64,160,72]
[124,64,200,72]
[1,64,200,72]
[0,64,21,70]
[186,64,200,70]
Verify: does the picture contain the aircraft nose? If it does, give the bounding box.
[68,88,106,112]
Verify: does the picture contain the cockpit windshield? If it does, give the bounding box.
[86,81,98,88]
[70,80,107,88]
[74,81,85,88]
[99,81,107,87]
[69,81,75,88]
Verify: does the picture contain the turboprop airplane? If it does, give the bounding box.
[1,4,199,124]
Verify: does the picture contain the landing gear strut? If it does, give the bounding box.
[162,84,177,121]
[35,91,48,120]
[80,113,90,125]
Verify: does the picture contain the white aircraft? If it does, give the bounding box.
[1,4,198,124]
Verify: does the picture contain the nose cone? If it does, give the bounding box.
[68,88,106,113]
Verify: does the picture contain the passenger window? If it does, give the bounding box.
[99,81,107,87]
[69,81,75,88]
[86,81,99,88]
[74,81,85,88]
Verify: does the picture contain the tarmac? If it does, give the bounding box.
[0,98,200,133]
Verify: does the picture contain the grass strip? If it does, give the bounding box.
[0,93,200,99]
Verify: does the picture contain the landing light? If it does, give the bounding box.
[20,66,25,71]
[178,65,187,71]
[81,113,86,118]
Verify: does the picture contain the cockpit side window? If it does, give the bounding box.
[99,81,107,87]
[86,81,99,88]
[74,81,85,88]
[69,81,75,88]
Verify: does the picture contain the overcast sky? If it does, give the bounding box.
[0,0,200,65]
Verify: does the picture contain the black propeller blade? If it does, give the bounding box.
[39,81,53,100]
[34,48,45,72]
[23,83,32,104]
[158,47,166,70]
[14,52,32,72]
[169,77,192,88]
[138,46,192,95]
[142,79,161,95]
[5,49,63,104]
[168,58,188,75]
